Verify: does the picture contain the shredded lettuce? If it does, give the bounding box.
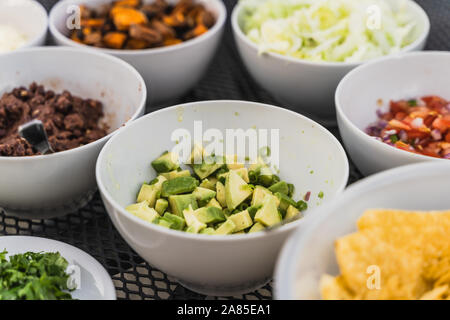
[239,0,419,62]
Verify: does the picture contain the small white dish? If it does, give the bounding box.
[231,0,430,118]
[49,0,227,104]
[275,161,450,300]
[96,100,349,296]
[0,236,116,300]
[0,0,48,52]
[336,51,450,176]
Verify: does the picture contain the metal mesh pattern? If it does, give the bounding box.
[1,0,449,300]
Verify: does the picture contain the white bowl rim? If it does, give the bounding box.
[0,0,49,50]
[335,50,450,163]
[274,160,450,300]
[231,0,431,68]
[96,100,350,242]
[0,46,147,162]
[49,0,227,56]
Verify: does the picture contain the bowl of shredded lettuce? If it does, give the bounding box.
[232,0,430,117]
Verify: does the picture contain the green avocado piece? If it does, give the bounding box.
[215,181,227,208]
[158,219,173,229]
[251,185,272,207]
[160,212,186,230]
[285,205,302,220]
[254,195,282,227]
[151,152,179,173]
[155,198,168,215]
[200,227,216,235]
[199,177,217,191]
[192,187,216,205]
[249,222,266,233]
[215,219,236,235]
[268,181,289,195]
[161,170,192,180]
[218,168,250,183]
[194,207,226,224]
[126,201,160,223]
[275,192,297,211]
[183,206,206,233]
[136,175,167,207]
[168,194,198,216]
[206,198,222,209]
[225,170,253,210]
[193,162,223,180]
[247,204,262,219]
[161,176,199,197]
[258,166,275,187]
[228,210,253,232]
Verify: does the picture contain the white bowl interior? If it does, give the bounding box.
[0,0,48,46]
[235,0,429,65]
[0,48,145,132]
[51,0,221,46]
[277,162,450,299]
[338,52,450,131]
[99,101,348,214]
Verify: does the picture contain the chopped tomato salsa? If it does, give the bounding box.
[366,95,450,159]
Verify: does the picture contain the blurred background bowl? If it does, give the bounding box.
[336,51,450,176]
[231,0,430,120]
[96,100,349,296]
[49,0,227,105]
[0,0,49,51]
[275,161,450,299]
[0,47,146,219]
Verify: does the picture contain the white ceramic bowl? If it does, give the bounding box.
[1,236,116,300]
[49,0,226,105]
[275,161,450,300]
[0,47,146,219]
[96,100,349,296]
[336,51,450,176]
[231,0,430,118]
[0,0,48,51]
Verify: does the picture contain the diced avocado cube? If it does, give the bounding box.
[200,227,216,235]
[254,195,282,227]
[216,181,227,208]
[161,212,186,230]
[161,170,192,180]
[192,187,216,205]
[275,192,297,211]
[158,219,173,229]
[251,186,272,207]
[225,154,245,170]
[228,210,253,232]
[194,207,226,224]
[215,219,236,235]
[188,143,206,165]
[183,206,206,233]
[249,222,266,233]
[168,194,198,216]
[199,178,217,191]
[285,205,302,220]
[248,156,267,172]
[225,170,253,210]
[161,176,199,197]
[247,204,262,219]
[151,152,179,173]
[218,168,250,183]
[268,181,289,195]
[193,161,223,180]
[137,175,167,207]
[206,198,222,209]
[126,201,159,223]
[155,198,169,215]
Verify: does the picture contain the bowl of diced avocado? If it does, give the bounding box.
[96,100,349,296]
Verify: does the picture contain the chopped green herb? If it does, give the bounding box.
[407,99,417,106]
[390,134,399,143]
[0,251,74,300]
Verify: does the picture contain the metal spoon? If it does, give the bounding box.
[18,119,54,155]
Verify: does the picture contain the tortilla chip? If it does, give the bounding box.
[320,275,354,300]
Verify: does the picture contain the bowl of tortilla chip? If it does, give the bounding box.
[275,161,450,300]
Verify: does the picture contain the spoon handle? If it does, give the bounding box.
[18,119,54,155]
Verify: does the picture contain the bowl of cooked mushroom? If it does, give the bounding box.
[49,0,227,105]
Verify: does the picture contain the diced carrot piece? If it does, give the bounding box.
[111,7,148,31]
[81,18,105,28]
[103,32,127,49]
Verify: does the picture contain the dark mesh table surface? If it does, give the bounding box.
[1,0,449,300]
